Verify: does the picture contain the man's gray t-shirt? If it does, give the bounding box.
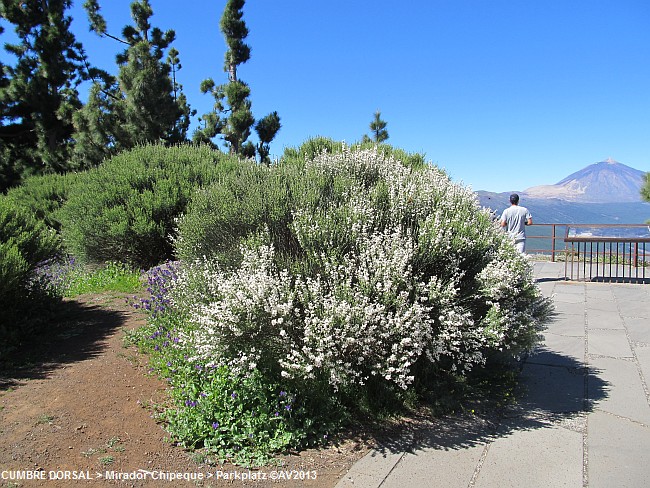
[500,205,532,241]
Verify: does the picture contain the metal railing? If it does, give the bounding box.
[525,223,650,283]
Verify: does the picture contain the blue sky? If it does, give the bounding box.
[3,0,650,192]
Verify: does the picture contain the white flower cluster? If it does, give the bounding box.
[171,146,549,391]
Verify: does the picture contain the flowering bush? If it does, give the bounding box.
[171,143,551,392]
[135,140,551,462]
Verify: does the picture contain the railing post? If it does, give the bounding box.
[551,224,556,262]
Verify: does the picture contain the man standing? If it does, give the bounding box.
[500,194,533,253]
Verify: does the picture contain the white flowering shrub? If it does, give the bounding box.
[171,141,551,397]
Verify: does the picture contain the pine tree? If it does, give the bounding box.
[362,110,389,143]
[167,47,195,143]
[73,0,193,167]
[0,0,92,189]
[194,0,280,164]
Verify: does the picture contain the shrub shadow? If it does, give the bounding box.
[536,277,566,283]
[360,351,607,456]
[0,298,130,390]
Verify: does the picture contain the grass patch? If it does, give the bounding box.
[99,455,115,465]
[36,414,55,425]
[64,262,142,296]
[37,259,143,298]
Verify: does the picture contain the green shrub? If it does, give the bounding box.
[4,172,78,231]
[282,136,427,171]
[57,144,242,269]
[0,198,61,349]
[173,163,272,266]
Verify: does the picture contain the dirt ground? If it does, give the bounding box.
[0,294,374,488]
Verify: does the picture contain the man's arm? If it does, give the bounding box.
[526,217,533,225]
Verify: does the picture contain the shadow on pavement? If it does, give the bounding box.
[536,277,566,283]
[368,351,607,456]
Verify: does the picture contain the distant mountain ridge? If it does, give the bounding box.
[522,158,645,203]
[477,158,650,224]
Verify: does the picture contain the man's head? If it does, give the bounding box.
[510,193,520,205]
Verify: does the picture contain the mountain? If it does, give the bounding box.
[522,158,645,203]
[476,158,650,224]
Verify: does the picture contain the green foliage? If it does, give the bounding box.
[3,172,77,231]
[131,312,344,466]
[0,198,61,349]
[362,110,389,143]
[255,114,281,159]
[38,259,142,298]
[73,0,193,168]
[174,163,265,265]
[642,173,650,223]
[281,136,345,164]
[66,262,141,296]
[220,0,251,76]
[194,0,280,162]
[282,137,426,171]
[0,0,98,189]
[58,144,240,269]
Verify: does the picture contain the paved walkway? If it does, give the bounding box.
[336,262,650,488]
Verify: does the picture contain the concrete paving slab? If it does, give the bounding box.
[586,311,625,330]
[535,282,556,297]
[545,315,585,337]
[588,356,650,424]
[625,318,650,344]
[532,262,564,279]
[516,363,585,415]
[554,283,586,295]
[335,415,497,488]
[334,449,403,488]
[611,287,649,301]
[554,293,586,305]
[475,419,583,488]
[531,334,585,367]
[587,411,650,488]
[588,329,633,358]
[585,298,619,313]
[586,288,616,301]
[379,445,483,488]
[616,300,650,319]
[552,301,585,316]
